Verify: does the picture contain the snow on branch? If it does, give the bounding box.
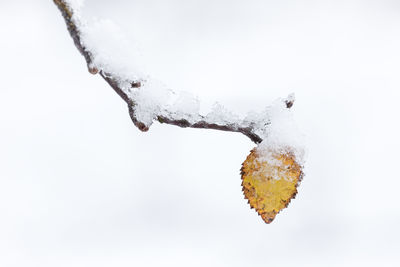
[53,0,298,145]
[53,0,306,224]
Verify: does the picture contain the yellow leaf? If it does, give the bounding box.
[241,147,303,223]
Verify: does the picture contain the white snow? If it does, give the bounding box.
[64,0,305,165]
[257,98,306,165]
[65,0,84,13]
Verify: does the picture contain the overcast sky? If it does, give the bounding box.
[1,1,400,266]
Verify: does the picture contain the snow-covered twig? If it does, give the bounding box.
[53,0,294,144]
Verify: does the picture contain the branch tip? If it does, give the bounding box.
[285,94,295,109]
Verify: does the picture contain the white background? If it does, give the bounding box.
[1,0,400,266]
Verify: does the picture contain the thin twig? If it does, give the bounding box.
[53,0,292,144]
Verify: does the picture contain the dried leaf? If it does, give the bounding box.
[241,148,303,223]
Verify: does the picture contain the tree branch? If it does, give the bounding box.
[53,0,293,144]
